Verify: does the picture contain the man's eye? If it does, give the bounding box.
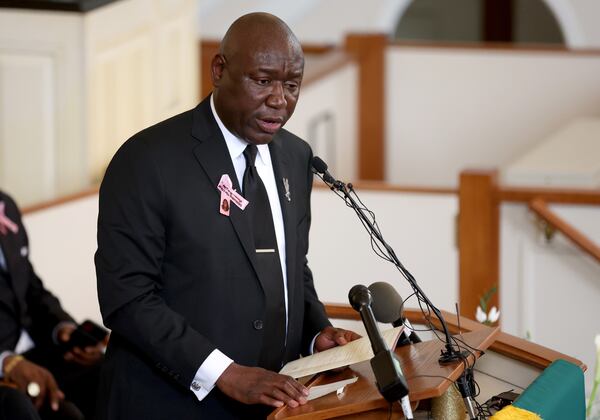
[256,79,270,86]
[285,82,298,90]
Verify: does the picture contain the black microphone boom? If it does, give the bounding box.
[348,285,409,402]
[315,156,462,364]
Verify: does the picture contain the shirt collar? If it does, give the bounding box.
[210,95,270,167]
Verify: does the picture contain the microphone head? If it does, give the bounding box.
[348,284,372,311]
[368,282,403,324]
[311,156,328,174]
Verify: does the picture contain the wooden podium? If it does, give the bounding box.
[268,305,585,419]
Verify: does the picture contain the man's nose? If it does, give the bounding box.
[266,82,286,108]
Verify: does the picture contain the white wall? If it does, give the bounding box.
[0,0,199,207]
[309,188,458,312]
[385,47,600,187]
[284,63,358,182]
[23,195,101,325]
[500,202,600,392]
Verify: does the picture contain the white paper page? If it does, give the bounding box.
[280,326,403,379]
[307,376,359,401]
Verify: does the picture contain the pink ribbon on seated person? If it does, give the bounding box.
[0,202,19,235]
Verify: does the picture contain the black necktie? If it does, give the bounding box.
[242,145,286,371]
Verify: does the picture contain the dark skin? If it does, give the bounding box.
[2,356,63,411]
[212,13,361,408]
[2,325,104,412]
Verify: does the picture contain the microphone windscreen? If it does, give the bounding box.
[348,284,372,310]
[312,156,328,174]
[369,282,403,324]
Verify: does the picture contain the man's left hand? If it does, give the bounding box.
[57,325,104,366]
[314,326,361,353]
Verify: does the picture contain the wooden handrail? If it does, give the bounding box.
[324,303,585,371]
[388,40,600,57]
[21,186,99,215]
[529,198,600,264]
[499,186,600,205]
[313,181,456,195]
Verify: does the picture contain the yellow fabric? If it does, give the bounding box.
[490,405,542,420]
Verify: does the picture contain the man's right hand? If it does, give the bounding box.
[216,363,309,408]
[3,356,64,411]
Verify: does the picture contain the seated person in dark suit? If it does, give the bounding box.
[0,190,104,419]
[0,386,41,420]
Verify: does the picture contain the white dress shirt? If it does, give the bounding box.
[189,97,288,401]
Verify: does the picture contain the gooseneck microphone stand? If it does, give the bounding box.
[312,157,466,364]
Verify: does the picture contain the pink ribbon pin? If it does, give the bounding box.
[0,202,19,235]
[217,175,249,216]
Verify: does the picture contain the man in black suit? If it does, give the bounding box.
[0,190,104,419]
[95,12,359,419]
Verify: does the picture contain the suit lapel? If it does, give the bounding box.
[190,100,263,290]
[269,137,297,317]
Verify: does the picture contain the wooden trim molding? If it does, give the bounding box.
[458,170,500,321]
[529,198,600,264]
[302,50,354,86]
[313,180,456,195]
[344,34,387,181]
[388,40,600,57]
[499,186,600,205]
[324,303,585,371]
[22,186,99,215]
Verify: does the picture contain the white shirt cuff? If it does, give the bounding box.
[309,332,320,355]
[52,321,77,345]
[0,350,16,378]
[190,349,233,401]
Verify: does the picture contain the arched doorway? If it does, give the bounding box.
[393,0,564,45]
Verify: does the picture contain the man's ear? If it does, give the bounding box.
[211,54,226,87]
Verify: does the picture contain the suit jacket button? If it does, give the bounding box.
[253,320,263,330]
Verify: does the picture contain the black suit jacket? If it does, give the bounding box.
[0,191,73,353]
[95,97,330,419]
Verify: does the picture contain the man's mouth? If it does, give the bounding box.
[257,117,283,134]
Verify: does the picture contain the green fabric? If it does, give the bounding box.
[514,359,585,420]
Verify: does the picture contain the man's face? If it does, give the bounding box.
[212,41,304,145]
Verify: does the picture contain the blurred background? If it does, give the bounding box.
[1,0,599,397]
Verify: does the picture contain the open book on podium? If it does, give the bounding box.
[268,326,500,419]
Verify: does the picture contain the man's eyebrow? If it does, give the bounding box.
[253,67,303,76]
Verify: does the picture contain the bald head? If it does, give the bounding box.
[220,13,302,62]
[211,13,304,144]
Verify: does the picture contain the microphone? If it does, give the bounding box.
[348,285,387,355]
[368,282,422,346]
[348,285,409,403]
[311,157,344,189]
[315,156,464,365]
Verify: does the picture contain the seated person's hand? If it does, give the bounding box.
[216,363,309,408]
[2,355,64,411]
[314,326,361,352]
[57,325,104,366]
